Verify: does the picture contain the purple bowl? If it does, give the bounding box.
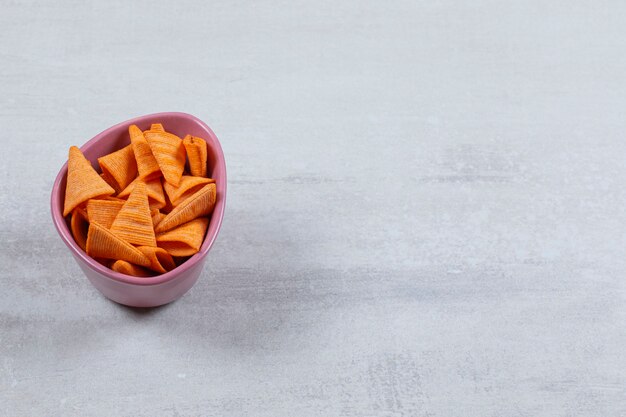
[50,112,227,307]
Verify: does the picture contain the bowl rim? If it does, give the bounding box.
[50,112,227,286]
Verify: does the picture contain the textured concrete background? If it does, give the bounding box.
[1,1,626,416]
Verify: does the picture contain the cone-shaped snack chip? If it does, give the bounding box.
[163,175,214,206]
[118,177,166,210]
[182,135,208,178]
[145,131,185,186]
[111,260,152,277]
[110,182,156,247]
[148,123,164,133]
[137,246,176,274]
[97,144,137,192]
[129,124,161,180]
[63,146,115,216]
[86,222,150,267]
[154,183,215,233]
[151,210,166,228]
[70,207,89,251]
[156,217,209,257]
[87,199,125,229]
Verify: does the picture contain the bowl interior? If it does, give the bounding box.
[51,112,226,285]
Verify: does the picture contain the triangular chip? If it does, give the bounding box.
[182,135,208,177]
[156,217,209,257]
[111,260,152,277]
[129,124,161,179]
[144,131,186,187]
[86,222,150,267]
[101,196,126,202]
[110,182,157,247]
[63,146,115,216]
[163,175,215,206]
[161,186,175,213]
[137,246,176,274]
[145,123,165,133]
[100,172,119,192]
[154,183,216,233]
[97,144,138,193]
[87,199,125,229]
[118,177,166,210]
[70,207,89,251]
[151,210,166,228]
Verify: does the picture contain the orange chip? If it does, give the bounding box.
[129,124,161,179]
[118,177,166,210]
[100,171,119,192]
[163,175,215,206]
[87,199,125,229]
[144,131,186,187]
[97,144,138,193]
[156,217,209,257]
[154,183,216,233]
[100,196,126,202]
[137,246,176,274]
[151,210,166,228]
[182,135,208,177]
[147,123,165,133]
[64,122,217,276]
[110,181,156,247]
[63,146,115,216]
[86,222,150,267]
[161,185,175,213]
[70,207,89,251]
[111,260,152,277]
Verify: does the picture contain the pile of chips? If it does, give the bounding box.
[63,123,216,277]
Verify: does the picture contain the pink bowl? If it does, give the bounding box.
[50,112,227,307]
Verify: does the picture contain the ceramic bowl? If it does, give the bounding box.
[50,112,226,307]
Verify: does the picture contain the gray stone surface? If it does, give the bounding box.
[1,1,626,416]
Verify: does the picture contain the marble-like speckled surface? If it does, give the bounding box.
[1,1,625,415]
